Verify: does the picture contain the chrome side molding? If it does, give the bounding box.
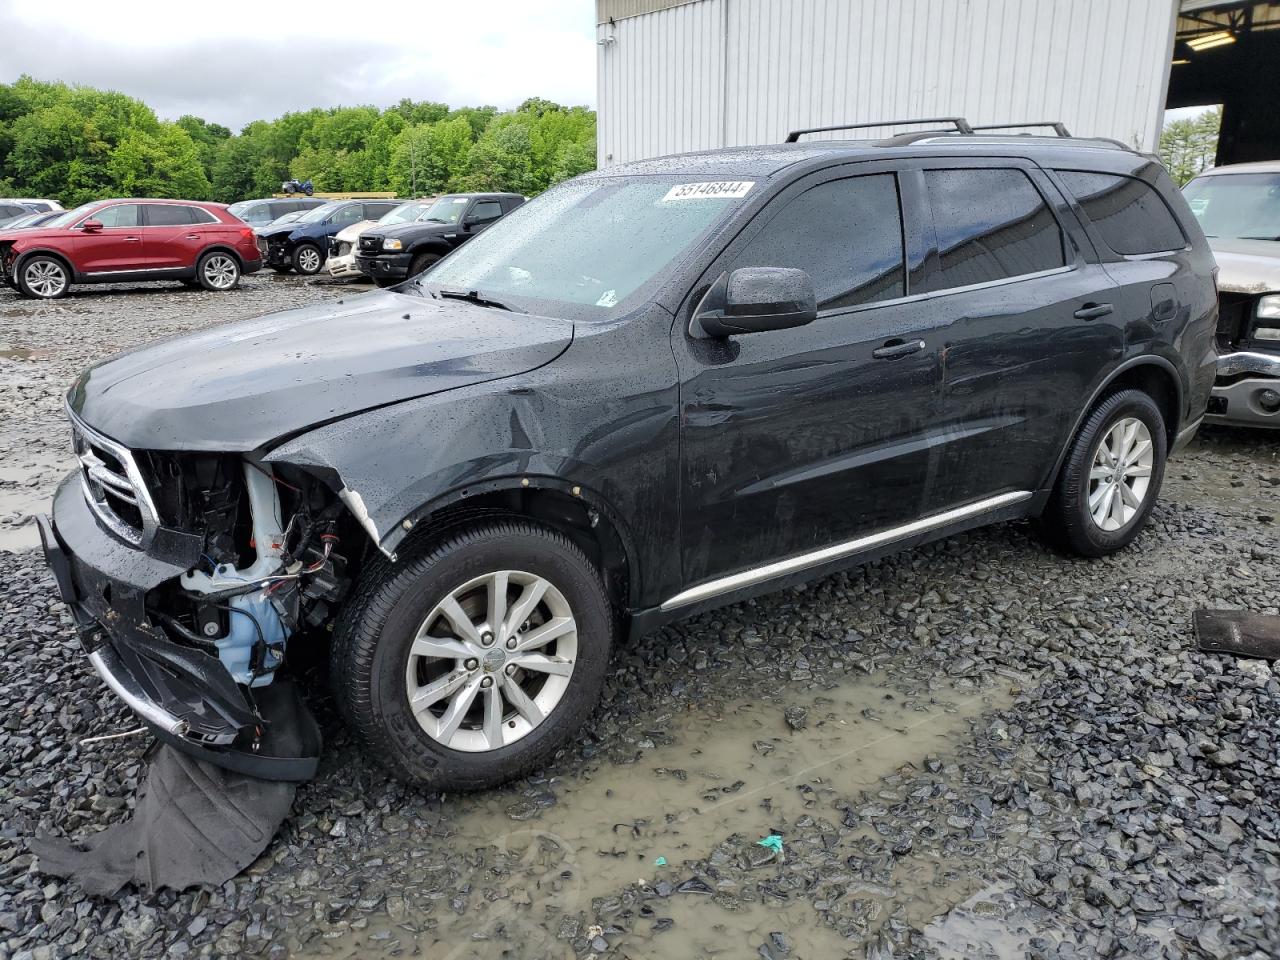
[660,490,1033,611]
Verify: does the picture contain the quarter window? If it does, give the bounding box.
[1057,170,1186,255]
[90,204,141,228]
[729,174,906,310]
[922,169,1066,293]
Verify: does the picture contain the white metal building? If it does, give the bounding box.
[594,0,1183,167]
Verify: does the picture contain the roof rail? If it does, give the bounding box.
[969,122,1072,137]
[785,117,974,142]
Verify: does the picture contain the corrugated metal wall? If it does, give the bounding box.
[596,0,1180,166]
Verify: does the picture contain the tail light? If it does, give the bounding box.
[240,227,254,243]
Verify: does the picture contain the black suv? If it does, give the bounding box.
[39,121,1217,790]
[355,192,524,287]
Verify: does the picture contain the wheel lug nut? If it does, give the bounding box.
[505,664,516,676]
[506,638,517,650]
[464,658,479,671]
[481,631,494,646]
[480,676,494,688]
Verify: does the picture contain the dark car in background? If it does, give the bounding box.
[38,124,1215,792]
[0,198,262,298]
[257,199,400,275]
[355,192,524,286]
[227,197,329,229]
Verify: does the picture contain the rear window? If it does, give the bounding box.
[1056,170,1186,255]
[922,168,1066,292]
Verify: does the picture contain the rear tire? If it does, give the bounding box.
[292,243,323,275]
[1040,389,1166,557]
[196,251,241,291]
[16,255,71,300]
[331,519,614,790]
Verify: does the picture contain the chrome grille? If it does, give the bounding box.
[69,408,159,547]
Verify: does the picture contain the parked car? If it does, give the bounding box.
[257,199,400,275]
[227,197,328,228]
[327,198,436,279]
[1182,161,1280,427]
[39,125,1216,790]
[11,198,63,212]
[0,211,62,230]
[355,193,524,287]
[266,210,307,227]
[0,198,262,299]
[0,202,33,224]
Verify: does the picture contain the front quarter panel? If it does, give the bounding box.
[263,304,682,607]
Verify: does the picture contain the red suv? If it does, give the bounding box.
[0,199,262,299]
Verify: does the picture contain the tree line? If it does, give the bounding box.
[0,76,597,206]
[1157,106,1221,186]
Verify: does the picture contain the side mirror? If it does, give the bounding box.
[81,219,103,233]
[692,267,817,338]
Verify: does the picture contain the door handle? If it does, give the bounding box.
[123,236,142,242]
[1073,302,1113,320]
[183,234,200,241]
[872,338,926,360]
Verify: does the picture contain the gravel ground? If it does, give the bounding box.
[1,276,1279,959]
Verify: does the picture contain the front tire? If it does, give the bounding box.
[292,242,323,275]
[407,252,440,279]
[17,256,71,299]
[332,519,614,790]
[1040,388,1167,557]
[196,251,241,291]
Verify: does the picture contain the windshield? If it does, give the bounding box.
[1184,172,1280,241]
[380,200,432,225]
[419,196,471,224]
[418,177,755,318]
[44,202,98,228]
[297,201,343,224]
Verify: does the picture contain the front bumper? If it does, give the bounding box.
[326,252,363,279]
[355,252,412,280]
[1206,350,1280,428]
[264,243,292,268]
[39,473,318,779]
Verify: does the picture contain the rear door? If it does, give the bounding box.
[73,203,144,273]
[143,203,208,270]
[675,164,944,587]
[908,161,1121,512]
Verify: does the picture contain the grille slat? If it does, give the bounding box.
[69,409,160,547]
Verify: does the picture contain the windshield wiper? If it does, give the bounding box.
[436,288,518,312]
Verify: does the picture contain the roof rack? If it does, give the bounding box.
[969,122,1072,137]
[785,117,974,142]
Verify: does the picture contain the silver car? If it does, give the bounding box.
[1183,161,1280,427]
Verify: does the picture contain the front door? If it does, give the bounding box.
[73,203,144,273]
[674,168,943,588]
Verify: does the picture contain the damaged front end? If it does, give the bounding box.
[40,408,349,779]
[1207,284,1280,428]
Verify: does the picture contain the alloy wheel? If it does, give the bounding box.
[297,247,321,273]
[203,255,238,289]
[1087,416,1153,531]
[404,570,578,752]
[24,261,67,298]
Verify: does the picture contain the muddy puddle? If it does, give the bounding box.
[0,450,74,552]
[300,676,1012,959]
[0,343,54,361]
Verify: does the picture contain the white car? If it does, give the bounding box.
[327,198,436,279]
[4,197,64,212]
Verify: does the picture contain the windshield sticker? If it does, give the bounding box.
[596,289,619,307]
[660,181,755,203]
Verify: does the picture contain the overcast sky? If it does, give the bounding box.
[0,0,598,131]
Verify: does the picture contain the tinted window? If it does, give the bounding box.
[1057,170,1185,255]
[922,169,1065,292]
[729,174,905,310]
[145,204,194,226]
[91,204,141,228]
[190,207,218,224]
[0,204,23,218]
[469,200,503,224]
[332,204,364,226]
[364,202,398,219]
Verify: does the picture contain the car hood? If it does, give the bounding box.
[1209,237,1280,295]
[67,291,574,452]
[0,226,70,243]
[368,221,454,241]
[256,222,312,240]
[334,220,376,243]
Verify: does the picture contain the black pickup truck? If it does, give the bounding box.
[354,192,524,286]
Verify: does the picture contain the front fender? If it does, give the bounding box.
[262,307,682,606]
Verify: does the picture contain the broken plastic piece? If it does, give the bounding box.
[1195,609,1280,660]
[654,856,667,866]
[757,834,784,853]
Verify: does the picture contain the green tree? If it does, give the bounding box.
[107,124,212,199]
[460,122,534,194]
[1159,107,1221,185]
